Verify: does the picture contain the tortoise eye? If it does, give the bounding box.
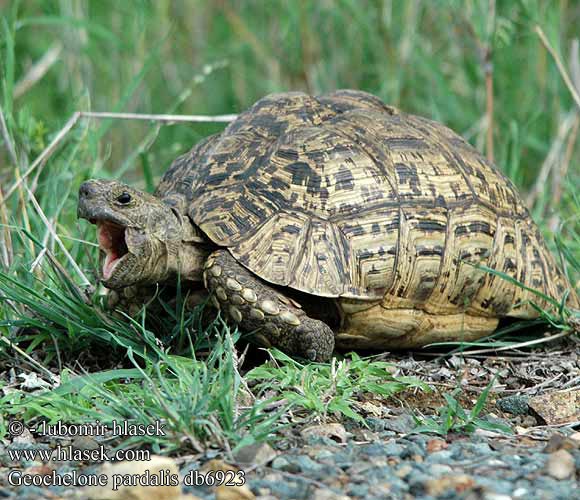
[116,192,132,204]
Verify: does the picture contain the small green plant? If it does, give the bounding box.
[412,381,512,436]
[1,312,282,455]
[0,247,282,454]
[246,349,428,423]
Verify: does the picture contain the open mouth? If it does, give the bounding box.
[97,221,129,280]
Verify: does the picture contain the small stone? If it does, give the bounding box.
[382,442,404,457]
[234,442,276,466]
[366,417,387,432]
[381,415,416,434]
[426,450,453,463]
[496,395,529,416]
[215,484,255,500]
[426,439,448,453]
[210,265,223,277]
[23,463,55,477]
[226,278,242,292]
[229,306,243,323]
[314,449,335,461]
[216,287,228,301]
[241,288,257,303]
[543,432,579,452]
[545,449,575,480]
[271,456,298,473]
[312,489,350,500]
[301,423,347,444]
[279,310,300,326]
[202,459,239,473]
[84,455,181,499]
[356,401,383,417]
[12,426,35,445]
[513,488,529,498]
[72,435,100,451]
[429,464,453,476]
[529,390,579,425]
[424,474,476,496]
[395,464,413,478]
[249,308,265,320]
[487,458,507,467]
[361,443,390,457]
[260,300,280,315]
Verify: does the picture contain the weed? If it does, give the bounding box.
[246,350,428,424]
[412,381,512,436]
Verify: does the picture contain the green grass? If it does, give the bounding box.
[1,0,579,453]
[246,350,429,424]
[412,380,513,436]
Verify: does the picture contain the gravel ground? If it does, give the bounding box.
[3,414,578,499]
[2,341,578,499]
[179,420,579,500]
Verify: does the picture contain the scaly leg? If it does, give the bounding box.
[203,250,335,361]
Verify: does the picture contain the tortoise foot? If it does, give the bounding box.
[203,249,335,361]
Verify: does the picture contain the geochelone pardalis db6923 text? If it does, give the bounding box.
[77,90,578,361]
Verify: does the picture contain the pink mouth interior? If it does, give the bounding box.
[97,222,128,279]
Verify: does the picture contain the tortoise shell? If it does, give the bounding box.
[156,90,576,319]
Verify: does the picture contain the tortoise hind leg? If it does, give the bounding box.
[203,249,335,361]
[336,303,499,350]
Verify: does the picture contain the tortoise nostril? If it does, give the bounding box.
[79,181,97,198]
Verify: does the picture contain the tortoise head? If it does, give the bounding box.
[77,179,188,289]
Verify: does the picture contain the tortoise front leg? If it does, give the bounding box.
[203,250,335,361]
[105,284,157,315]
[106,284,207,316]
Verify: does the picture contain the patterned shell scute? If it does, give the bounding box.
[173,90,559,306]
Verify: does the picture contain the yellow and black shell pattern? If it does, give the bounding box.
[155,90,576,318]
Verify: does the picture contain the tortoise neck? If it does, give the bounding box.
[165,214,212,283]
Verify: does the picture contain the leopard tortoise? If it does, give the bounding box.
[78,90,578,361]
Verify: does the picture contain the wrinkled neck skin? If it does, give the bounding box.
[129,211,211,288]
[159,214,211,285]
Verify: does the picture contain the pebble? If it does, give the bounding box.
[84,455,181,500]
[424,474,476,496]
[429,464,453,476]
[545,449,575,480]
[382,441,405,456]
[314,449,335,461]
[484,493,513,500]
[426,449,453,463]
[271,456,298,473]
[301,423,347,444]
[234,442,276,466]
[312,489,350,500]
[496,395,530,415]
[426,438,448,453]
